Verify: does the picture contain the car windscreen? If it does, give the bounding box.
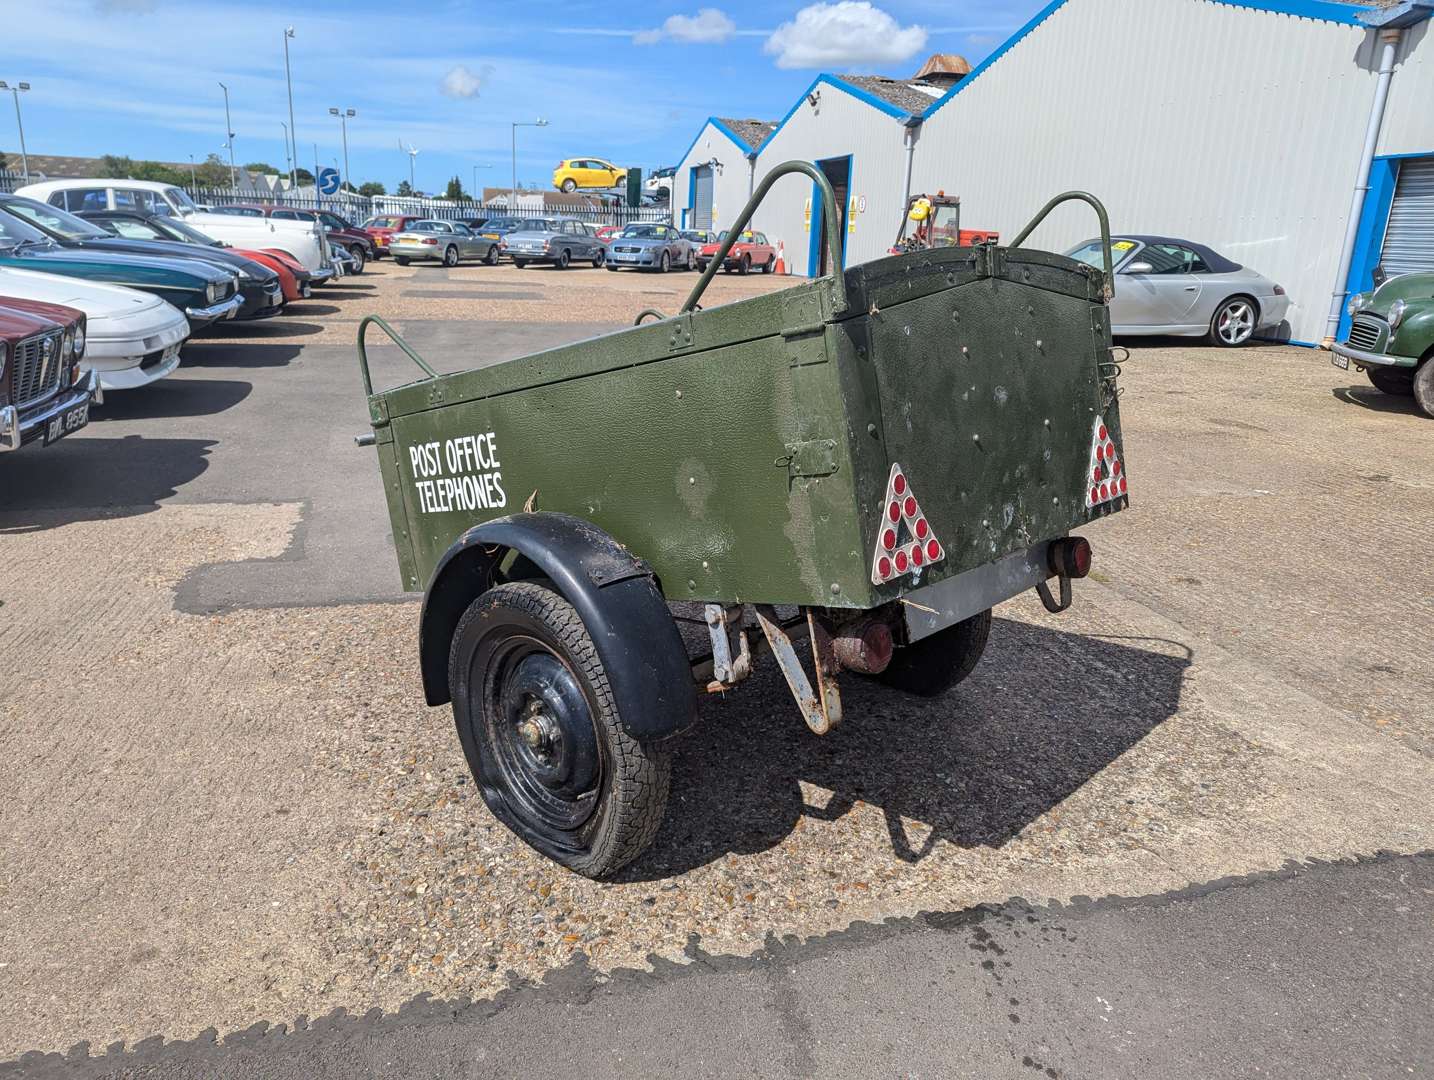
[1065,240,1120,269]
[1,197,110,240]
[0,211,52,246]
[166,188,200,214]
[620,225,661,238]
[156,217,219,245]
[363,217,406,229]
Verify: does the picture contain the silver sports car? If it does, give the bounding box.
[605,223,694,272]
[389,220,501,267]
[1065,235,1289,346]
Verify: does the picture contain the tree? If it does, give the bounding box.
[98,154,188,186]
[295,166,315,185]
[358,181,386,197]
[0,151,7,171]
[194,153,231,187]
[445,175,466,201]
[244,161,282,176]
[396,180,414,197]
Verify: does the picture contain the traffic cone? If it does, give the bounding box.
[775,241,787,275]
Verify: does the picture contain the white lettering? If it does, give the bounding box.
[410,431,509,514]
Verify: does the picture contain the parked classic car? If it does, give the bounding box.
[78,210,312,301]
[388,220,501,267]
[593,224,622,244]
[472,216,540,243]
[0,209,241,329]
[15,179,333,276]
[0,296,97,452]
[552,158,626,193]
[0,266,189,390]
[213,205,373,272]
[1335,269,1434,416]
[503,219,607,269]
[605,222,693,272]
[696,229,777,274]
[681,229,718,246]
[1064,235,1290,347]
[1,195,284,321]
[359,214,424,258]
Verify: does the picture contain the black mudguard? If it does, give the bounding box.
[418,511,698,743]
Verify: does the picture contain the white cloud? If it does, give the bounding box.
[439,64,490,99]
[763,2,927,69]
[634,8,736,46]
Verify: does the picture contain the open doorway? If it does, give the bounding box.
[809,155,851,277]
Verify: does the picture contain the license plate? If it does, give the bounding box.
[1331,353,1350,370]
[483,233,500,240]
[45,400,89,445]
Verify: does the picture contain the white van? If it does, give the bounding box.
[15,179,333,277]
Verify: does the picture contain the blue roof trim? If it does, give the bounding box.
[676,117,751,168]
[922,0,1375,119]
[753,74,911,156]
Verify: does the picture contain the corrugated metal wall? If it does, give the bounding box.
[751,89,912,273]
[1378,26,1434,157]
[672,123,757,235]
[914,0,1404,343]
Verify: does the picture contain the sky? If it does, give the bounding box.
[0,0,1040,195]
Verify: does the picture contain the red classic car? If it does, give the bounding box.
[359,214,425,258]
[696,229,777,274]
[0,297,98,453]
[206,204,374,270]
[594,225,622,244]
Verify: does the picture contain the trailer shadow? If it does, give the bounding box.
[627,618,1190,880]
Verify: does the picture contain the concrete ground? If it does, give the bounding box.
[1,259,1430,1076]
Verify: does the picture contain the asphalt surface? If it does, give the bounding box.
[5,853,1429,1079]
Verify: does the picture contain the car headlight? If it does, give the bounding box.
[62,330,74,358]
[1347,293,1366,317]
[1389,299,1407,329]
[73,322,86,359]
[206,280,222,304]
[0,342,7,382]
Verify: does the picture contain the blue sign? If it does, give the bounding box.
[317,167,340,195]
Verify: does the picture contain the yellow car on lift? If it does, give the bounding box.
[552,158,626,193]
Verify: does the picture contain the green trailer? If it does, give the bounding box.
[356,161,1128,877]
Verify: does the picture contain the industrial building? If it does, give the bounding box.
[670,0,1434,344]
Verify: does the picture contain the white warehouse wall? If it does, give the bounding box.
[672,121,759,234]
[1377,20,1434,156]
[751,85,912,275]
[913,0,1414,343]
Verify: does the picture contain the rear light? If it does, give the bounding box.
[422,238,438,245]
[1048,537,1092,579]
[1273,284,1286,296]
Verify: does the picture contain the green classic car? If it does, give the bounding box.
[1334,270,1434,417]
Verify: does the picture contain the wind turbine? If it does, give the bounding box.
[399,138,419,192]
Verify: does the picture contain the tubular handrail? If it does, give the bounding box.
[1008,191,1116,300]
[357,314,438,398]
[680,160,848,316]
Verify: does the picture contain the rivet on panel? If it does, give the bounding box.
[830,583,841,595]
[688,579,696,590]
[972,433,981,443]
[702,561,710,570]
[689,477,696,485]
[675,389,683,399]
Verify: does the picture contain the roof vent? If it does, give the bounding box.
[912,52,972,87]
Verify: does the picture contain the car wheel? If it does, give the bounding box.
[872,610,992,697]
[695,261,707,274]
[1367,368,1415,396]
[685,249,695,271]
[347,245,367,273]
[738,253,751,275]
[443,245,459,268]
[1413,356,1434,419]
[395,257,410,266]
[762,255,775,274]
[556,249,571,270]
[484,245,500,266]
[606,263,619,271]
[561,179,577,193]
[513,259,528,269]
[592,248,605,268]
[449,581,671,878]
[658,251,670,274]
[1209,295,1257,347]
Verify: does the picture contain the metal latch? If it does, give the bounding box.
[778,438,839,479]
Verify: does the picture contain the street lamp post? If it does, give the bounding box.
[0,81,32,181]
[329,107,355,195]
[280,121,292,185]
[188,154,197,188]
[283,27,298,191]
[510,119,547,208]
[218,81,236,188]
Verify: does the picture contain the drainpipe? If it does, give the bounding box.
[901,117,921,209]
[1323,3,1432,347]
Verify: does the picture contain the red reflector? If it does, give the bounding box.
[915,518,929,540]
[877,556,891,579]
[1098,424,1108,441]
[882,529,896,551]
[912,546,924,567]
[888,501,900,523]
[1092,467,1101,481]
[1112,461,1122,476]
[927,539,940,561]
[903,496,917,517]
[1100,483,1109,499]
[1091,486,1099,502]
[1119,476,1127,493]
[893,473,906,495]
[895,550,908,573]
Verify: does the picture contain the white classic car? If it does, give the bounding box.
[0,266,189,390]
[15,179,334,278]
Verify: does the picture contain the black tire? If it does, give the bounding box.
[658,251,670,273]
[606,263,619,271]
[395,256,410,266]
[874,610,992,697]
[556,249,571,270]
[695,261,707,274]
[1413,358,1434,419]
[738,254,751,275]
[347,245,367,273]
[513,259,528,269]
[443,245,459,268]
[449,582,671,878]
[484,245,500,266]
[561,178,577,193]
[1208,295,1258,347]
[762,255,775,274]
[592,248,605,268]
[1368,368,1415,396]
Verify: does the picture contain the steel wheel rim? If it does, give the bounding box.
[482,636,601,833]
[1218,301,1254,344]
